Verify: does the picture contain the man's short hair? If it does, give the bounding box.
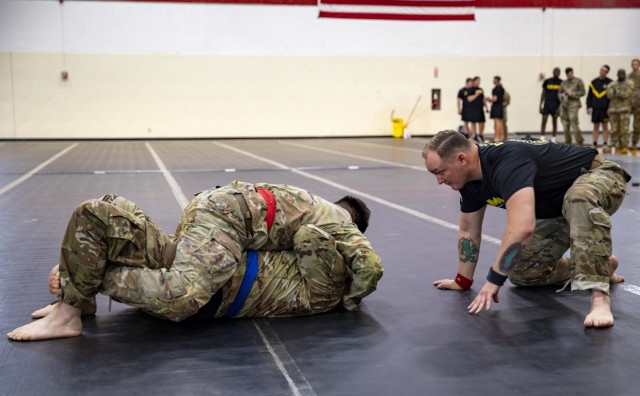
[423,130,472,161]
[473,76,480,81]
[565,67,573,74]
[494,75,501,82]
[466,78,473,83]
[603,64,610,72]
[334,196,371,233]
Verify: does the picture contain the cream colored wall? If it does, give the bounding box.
[0,52,634,139]
[0,53,15,139]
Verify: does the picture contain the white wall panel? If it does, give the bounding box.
[0,1,637,139]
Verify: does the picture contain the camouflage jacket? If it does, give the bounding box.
[607,79,635,113]
[176,181,383,314]
[629,70,640,106]
[559,78,586,108]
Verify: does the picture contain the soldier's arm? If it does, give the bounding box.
[434,206,486,290]
[467,188,535,314]
[576,80,586,98]
[331,225,383,311]
[607,84,616,99]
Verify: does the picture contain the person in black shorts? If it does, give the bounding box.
[587,65,613,152]
[457,78,474,137]
[485,76,505,142]
[540,67,562,142]
[467,76,488,142]
[424,131,630,328]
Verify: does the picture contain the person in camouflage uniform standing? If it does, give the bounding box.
[502,89,511,139]
[628,59,640,155]
[559,67,586,145]
[607,68,635,155]
[423,131,630,328]
[8,182,383,341]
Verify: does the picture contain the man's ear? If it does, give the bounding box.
[457,152,467,164]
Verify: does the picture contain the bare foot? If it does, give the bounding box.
[8,302,82,341]
[32,300,97,319]
[584,290,614,328]
[48,265,62,296]
[609,255,624,283]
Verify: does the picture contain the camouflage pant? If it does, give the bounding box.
[561,105,583,145]
[609,111,631,148]
[59,195,176,311]
[59,195,345,321]
[509,160,629,294]
[631,104,639,146]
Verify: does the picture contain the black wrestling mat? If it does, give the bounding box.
[2,138,640,396]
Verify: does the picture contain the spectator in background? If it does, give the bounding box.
[502,89,511,139]
[559,67,586,145]
[485,76,505,142]
[457,78,474,138]
[607,69,635,155]
[586,65,612,153]
[467,76,488,143]
[540,67,562,143]
[628,58,640,155]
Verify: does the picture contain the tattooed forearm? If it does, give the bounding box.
[458,237,479,264]
[498,242,524,273]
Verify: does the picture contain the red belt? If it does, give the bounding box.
[256,187,276,231]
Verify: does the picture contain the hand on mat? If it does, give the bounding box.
[433,278,462,290]
[467,282,500,314]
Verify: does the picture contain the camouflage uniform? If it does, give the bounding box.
[559,77,586,145]
[626,69,640,149]
[502,90,511,137]
[607,79,635,151]
[58,182,383,321]
[509,160,630,294]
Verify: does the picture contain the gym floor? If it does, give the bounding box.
[1,138,639,396]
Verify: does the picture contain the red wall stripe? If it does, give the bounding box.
[94,0,640,7]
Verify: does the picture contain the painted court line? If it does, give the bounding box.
[278,141,427,172]
[0,143,78,198]
[348,139,426,153]
[252,321,316,396]
[145,143,190,209]
[146,142,314,396]
[621,284,640,296]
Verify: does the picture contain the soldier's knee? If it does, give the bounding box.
[72,199,112,227]
[563,184,598,210]
[508,269,545,287]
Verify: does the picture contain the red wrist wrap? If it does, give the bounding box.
[454,273,473,289]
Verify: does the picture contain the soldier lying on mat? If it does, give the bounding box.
[8,181,383,341]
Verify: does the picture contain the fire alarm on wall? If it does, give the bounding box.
[61,71,69,80]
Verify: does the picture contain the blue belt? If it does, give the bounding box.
[223,249,259,318]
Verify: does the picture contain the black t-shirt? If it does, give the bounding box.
[542,77,562,103]
[468,87,484,110]
[458,87,472,103]
[459,139,597,219]
[491,85,505,107]
[586,77,613,109]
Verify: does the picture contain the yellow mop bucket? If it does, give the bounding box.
[392,117,405,139]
